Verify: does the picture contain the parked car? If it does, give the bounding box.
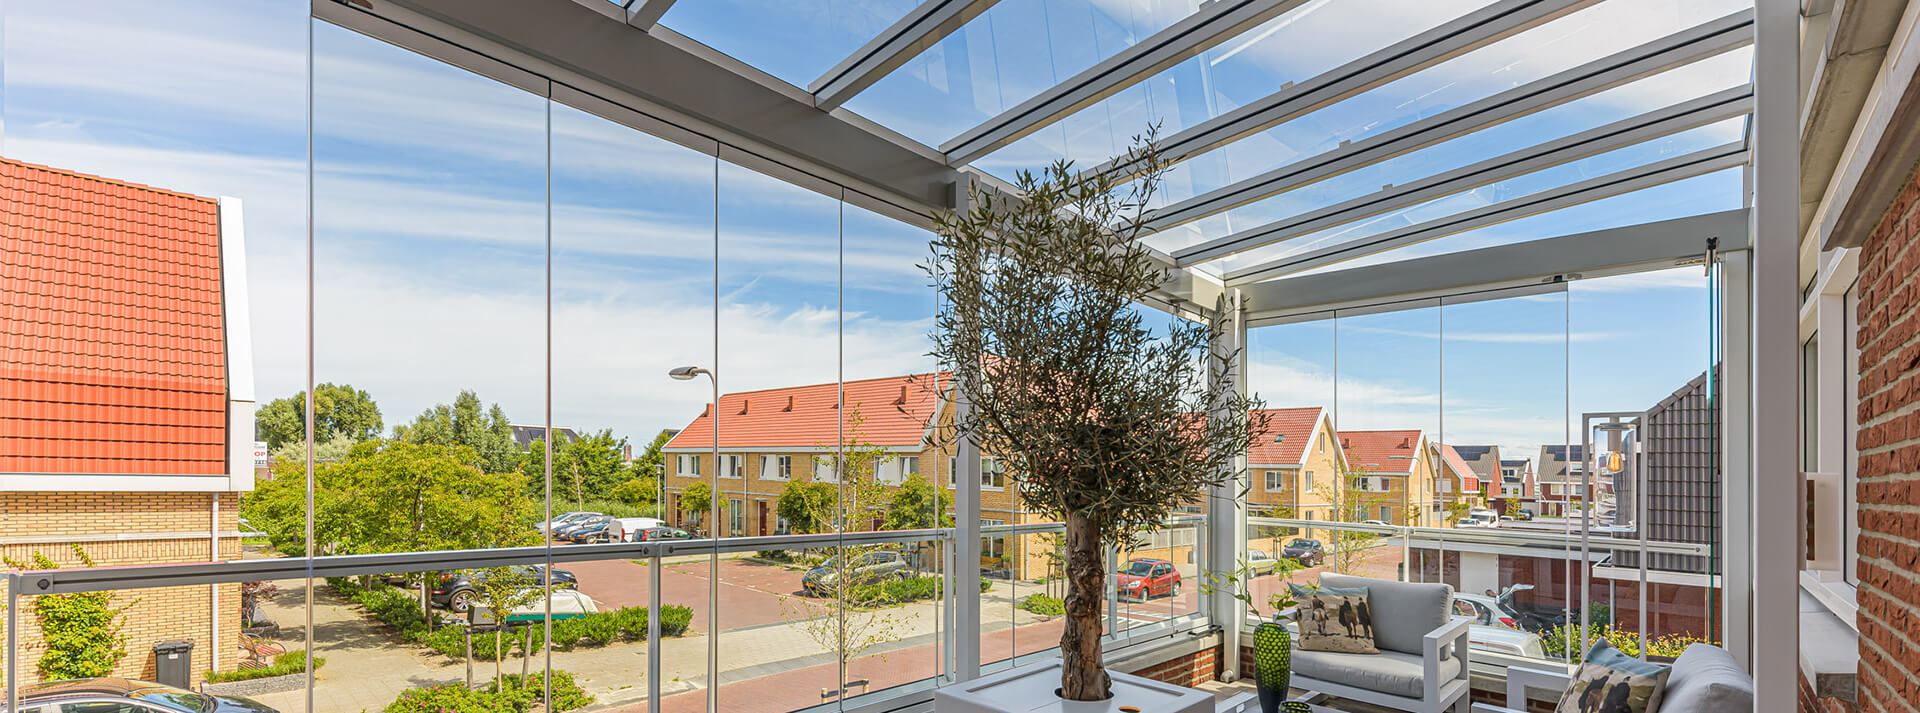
[634,526,692,541]
[1279,538,1326,566]
[1476,583,1580,633]
[802,551,909,596]
[1116,558,1180,601]
[564,519,616,544]
[535,511,600,534]
[4,678,280,713]
[1455,515,1497,528]
[432,565,576,612]
[1453,590,1529,630]
[1244,549,1281,575]
[612,517,666,542]
[473,589,599,625]
[551,515,609,541]
[1465,623,1547,658]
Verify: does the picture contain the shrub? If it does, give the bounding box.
[349,584,431,642]
[489,670,595,712]
[657,605,694,636]
[205,651,324,683]
[1541,624,1710,662]
[615,607,649,641]
[1020,594,1065,616]
[581,615,621,646]
[385,671,594,713]
[422,605,695,661]
[5,548,136,680]
[981,577,993,593]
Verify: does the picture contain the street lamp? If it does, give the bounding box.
[667,365,718,713]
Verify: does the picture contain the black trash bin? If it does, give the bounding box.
[153,640,194,689]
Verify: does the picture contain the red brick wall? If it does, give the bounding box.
[1854,160,1920,713]
[1126,644,1219,688]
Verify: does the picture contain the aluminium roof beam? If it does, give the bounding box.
[811,0,1001,111]
[624,0,676,31]
[1239,209,1749,323]
[1223,140,1749,284]
[1171,85,1753,266]
[1144,9,1756,235]
[1093,0,1604,180]
[941,0,1308,165]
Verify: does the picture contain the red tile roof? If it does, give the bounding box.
[1,157,228,475]
[663,372,948,450]
[1438,444,1478,491]
[1245,407,1330,466]
[1337,429,1424,475]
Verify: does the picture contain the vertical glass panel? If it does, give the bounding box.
[1,0,305,689]
[1336,305,1440,533]
[1437,290,1569,663]
[711,160,843,710]
[552,99,721,712]
[1245,317,1339,619]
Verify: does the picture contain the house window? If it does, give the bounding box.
[779,455,793,479]
[948,456,959,487]
[981,457,1006,489]
[776,514,792,535]
[760,454,787,481]
[676,454,700,477]
[901,456,920,480]
[877,457,903,485]
[728,498,744,536]
[1265,470,1286,493]
[814,456,837,483]
[982,519,1007,565]
[719,454,743,479]
[1379,505,1392,522]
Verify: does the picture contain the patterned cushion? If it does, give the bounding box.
[1553,639,1673,713]
[1289,583,1379,654]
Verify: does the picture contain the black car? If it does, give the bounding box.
[563,520,616,544]
[1280,538,1325,566]
[550,516,609,541]
[5,678,279,713]
[431,565,576,612]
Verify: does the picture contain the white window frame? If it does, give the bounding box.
[728,498,744,535]
[719,454,743,479]
[900,455,920,481]
[877,456,904,485]
[676,454,700,477]
[760,454,786,481]
[814,455,838,483]
[981,456,1006,490]
[1264,470,1286,493]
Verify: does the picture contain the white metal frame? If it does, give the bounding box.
[1279,607,1474,713]
[809,0,1000,110]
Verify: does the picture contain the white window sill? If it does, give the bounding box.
[1800,569,1858,630]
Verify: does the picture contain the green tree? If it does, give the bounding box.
[680,482,712,529]
[775,480,838,534]
[609,477,658,509]
[470,566,541,689]
[268,434,356,468]
[395,391,520,474]
[632,430,672,480]
[883,473,954,530]
[255,383,383,450]
[926,134,1268,700]
[5,546,137,680]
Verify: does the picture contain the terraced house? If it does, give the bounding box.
[1,157,256,681]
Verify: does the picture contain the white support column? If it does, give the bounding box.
[1751,0,1801,707]
[952,181,984,683]
[1720,250,1753,668]
[1207,290,1249,680]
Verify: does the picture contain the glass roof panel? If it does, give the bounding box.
[1137,51,1751,255]
[842,0,1206,146]
[972,0,1497,180]
[658,0,923,89]
[1206,117,1746,273]
[1284,167,1743,277]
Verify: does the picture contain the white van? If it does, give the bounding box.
[612,517,666,542]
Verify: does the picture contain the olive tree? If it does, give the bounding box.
[925,135,1268,700]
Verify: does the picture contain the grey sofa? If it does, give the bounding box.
[1475,642,1754,713]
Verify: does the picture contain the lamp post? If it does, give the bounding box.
[667,365,718,713]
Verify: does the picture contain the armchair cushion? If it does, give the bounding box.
[1659,644,1752,713]
[1288,583,1380,654]
[1290,646,1463,699]
[1553,639,1671,713]
[1320,573,1452,656]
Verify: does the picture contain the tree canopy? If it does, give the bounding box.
[521,429,633,508]
[775,480,838,534]
[394,390,520,474]
[255,383,383,450]
[883,473,953,530]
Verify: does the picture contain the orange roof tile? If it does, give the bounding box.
[663,372,948,450]
[1337,429,1424,475]
[1,157,228,475]
[1245,407,1328,466]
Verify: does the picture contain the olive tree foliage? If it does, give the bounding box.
[923,134,1269,701]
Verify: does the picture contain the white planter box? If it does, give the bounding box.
[935,660,1213,713]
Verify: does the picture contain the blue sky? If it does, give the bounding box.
[1,0,1728,461]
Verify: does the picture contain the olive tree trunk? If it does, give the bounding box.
[1060,510,1111,701]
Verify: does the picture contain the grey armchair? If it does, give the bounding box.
[1281,573,1471,713]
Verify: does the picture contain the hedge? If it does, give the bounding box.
[1541,624,1709,662]
[424,605,694,661]
[204,651,324,683]
[1019,594,1065,616]
[384,670,593,713]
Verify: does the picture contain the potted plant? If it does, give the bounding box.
[926,133,1270,703]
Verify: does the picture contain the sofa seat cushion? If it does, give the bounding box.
[1320,573,1452,656]
[1289,644,1461,698]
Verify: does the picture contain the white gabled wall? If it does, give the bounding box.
[219,196,257,493]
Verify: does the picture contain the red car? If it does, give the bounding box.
[1117,558,1181,600]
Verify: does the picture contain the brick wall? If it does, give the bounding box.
[1853,160,1920,713]
[1126,643,1219,688]
[1,491,244,682]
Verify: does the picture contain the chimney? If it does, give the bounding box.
[896,384,908,405]
[1341,437,1351,448]
[784,395,795,412]
[702,404,710,417]
[1399,437,1411,448]
[739,398,750,415]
